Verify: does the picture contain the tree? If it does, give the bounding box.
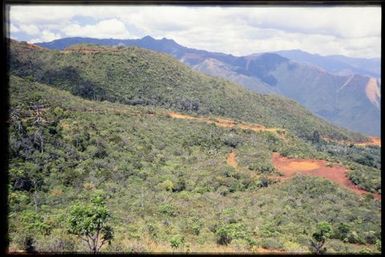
[24,236,36,253]
[68,195,114,253]
[312,130,321,144]
[309,221,333,254]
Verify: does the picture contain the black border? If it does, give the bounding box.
[1,0,383,256]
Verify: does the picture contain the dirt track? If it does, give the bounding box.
[168,112,285,138]
[272,153,381,200]
[355,136,381,147]
[322,136,381,147]
[170,111,380,200]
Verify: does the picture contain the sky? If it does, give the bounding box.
[8,5,381,58]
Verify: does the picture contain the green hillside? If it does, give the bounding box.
[9,40,366,142]
[8,75,381,253]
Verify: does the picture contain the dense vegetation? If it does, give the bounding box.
[314,142,381,193]
[8,75,381,253]
[9,40,367,142]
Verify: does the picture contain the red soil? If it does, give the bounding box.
[272,153,381,200]
[26,43,43,50]
[168,112,285,138]
[322,136,381,147]
[226,150,238,169]
[355,136,381,147]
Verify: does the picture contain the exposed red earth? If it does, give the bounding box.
[226,150,238,169]
[169,111,380,200]
[168,112,286,139]
[272,153,381,200]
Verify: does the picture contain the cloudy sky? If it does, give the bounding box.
[8,5,381,58]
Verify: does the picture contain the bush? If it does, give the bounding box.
[347,231,364,244]
[184,217,203,236]
[363,231,377,244]
[36,234,76,252]
[160,180,174,192]
[257,176,270,188]
[261,238,283,250]
[217,186,230,196]
[375,239,381,252]
[172,178,186,192]
[24,236,36,253]
[215,223,248,245]
[158,203,176,217]
[170,235,184,249]
[309,221,333,254]
[333,223,350,241]
[146,223,159,239]
[223,133,242,148]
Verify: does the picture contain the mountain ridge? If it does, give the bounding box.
[10,39,366,142]
[35,36,381,136]
[8,38,381,253]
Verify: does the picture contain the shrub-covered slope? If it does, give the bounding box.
[9,40,366,142]
[36,36,381,136]
[8,75,381,253]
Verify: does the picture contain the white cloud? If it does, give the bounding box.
[10,5,77,24]
[8,5,381,58]
[9,23,19,33]
[62,18,129,39]
[19,24,40,35]
[241,7,381,39]
[29,30,62,43]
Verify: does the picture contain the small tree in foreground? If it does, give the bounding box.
[309,221,333,254]
[68,195,114,253]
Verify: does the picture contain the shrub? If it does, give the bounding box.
[24,236,36,253]
[172,178,186,192]
[158,203,176,217]
[257,176,270,188]
[217,186,230,196]
[215,223,248,245]
[375,239,381,252]
[185,217,203,236]
[363,231,377,244]
[160,180,174,192]
[333,223,350,241]
[261,238,283,250]
[146,223,159,239]
[223,133,242,148]
[170,235,184,249]
[346,231,363,244]
[309,221,333,254]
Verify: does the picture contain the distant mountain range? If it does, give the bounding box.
[36,36,381,136]
[274,49,380,79]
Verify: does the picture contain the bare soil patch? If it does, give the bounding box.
[226,150,238,169]
[272,153,381,200]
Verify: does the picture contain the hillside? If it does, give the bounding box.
[274,49,380,78]
[38,37,380,79]
[36,36,381,136]
[8,75,381,253]
[9,40,366,142]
